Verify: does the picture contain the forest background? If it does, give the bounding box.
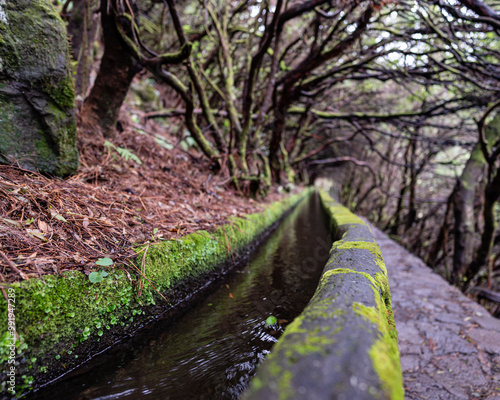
[0,0,499,315]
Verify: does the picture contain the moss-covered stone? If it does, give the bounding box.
[0,0,78,176]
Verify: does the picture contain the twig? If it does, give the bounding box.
[0,250,28,280]
[126,260,169,303]
[138,244,150,297]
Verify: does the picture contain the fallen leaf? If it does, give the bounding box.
[27,229,48,242]
[38,220,50,233]
[0,217,21,228]
[50,209,68,223]
[229,293,234,298]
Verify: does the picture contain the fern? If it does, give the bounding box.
[104,140,142,165]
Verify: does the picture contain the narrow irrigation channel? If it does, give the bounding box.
[28,193,332,400]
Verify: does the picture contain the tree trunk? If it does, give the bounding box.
[80,0,142,139]
[452,140,488,283]
[66,0,99,98]
[464,114,500,286]
[465,169,500,285]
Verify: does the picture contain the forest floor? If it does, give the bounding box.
[0,106,286,285]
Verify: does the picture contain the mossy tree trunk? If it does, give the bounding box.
[0,0,78,176]
[451,142,487,284]
[464,113,500,286]
[80,0,142,139]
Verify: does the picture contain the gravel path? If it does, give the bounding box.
[370,225,500,400]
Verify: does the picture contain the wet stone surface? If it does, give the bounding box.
[369,225,500,400]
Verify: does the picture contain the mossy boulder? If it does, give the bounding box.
[0,0,78,176]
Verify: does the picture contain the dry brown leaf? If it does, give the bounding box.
[38,220,50,233]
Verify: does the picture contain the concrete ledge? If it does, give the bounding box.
[243,190,404,400]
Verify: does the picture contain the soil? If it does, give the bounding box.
[0,107,285,285]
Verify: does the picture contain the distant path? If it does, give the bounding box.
[369,225,500,400]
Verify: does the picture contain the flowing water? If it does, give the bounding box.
[29,193,332,400]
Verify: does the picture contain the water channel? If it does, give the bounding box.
[29,193,332,400]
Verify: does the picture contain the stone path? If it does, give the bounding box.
[370,225,500,400]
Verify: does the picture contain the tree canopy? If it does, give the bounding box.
[7,0,500,297]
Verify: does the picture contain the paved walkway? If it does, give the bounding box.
[370,225,500,400]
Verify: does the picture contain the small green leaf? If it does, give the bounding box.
[54,214,67,222]
[265,315,278,326]
[154,135,174,150]
[50,209,68,222]
[100,271,109,277]
[96,257,113,266]
[89,272,103,283]
[279,60,291,71]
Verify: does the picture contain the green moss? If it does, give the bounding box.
[320,267,378,288]
[0,0,78,176]
[287,331,337,357]
[267,363,294,400]
[332,240,387,274]
[0,271,136,359]
[0,100,21,162]
[44,75,76,110]
[35,138,54,162]
[319,191,364,228]
[353,302,403,400]
[0,1,69,75]
[319,190,403,399]
[139,189,311,291]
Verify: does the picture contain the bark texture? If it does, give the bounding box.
[80,0,142,139]
[66,0,99,98]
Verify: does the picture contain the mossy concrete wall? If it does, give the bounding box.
[0,0,78,176]
[243,190,404,400]
[0,189,310,397]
